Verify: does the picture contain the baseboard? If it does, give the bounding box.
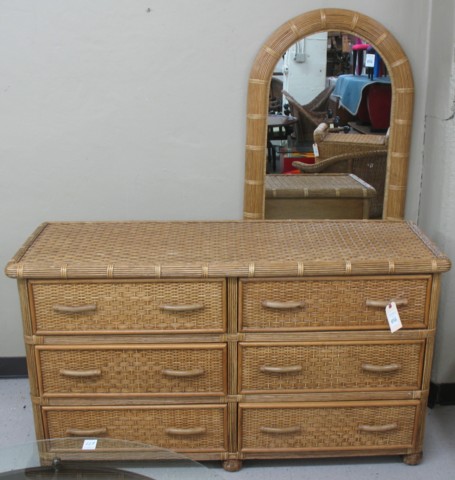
[429,382,455,407]
[0,357,28,378]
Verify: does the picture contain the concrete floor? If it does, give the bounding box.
[1,378,454,479]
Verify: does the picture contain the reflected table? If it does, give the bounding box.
[0,438,224,480]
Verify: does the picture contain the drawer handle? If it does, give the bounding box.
[161,368,204,378]
[60,368,102,378]
[159,304,204,312]
[358,423,398,433]
[260,365,303,374]
[53,304,97,314]
[66,427,107,437]
[361,363,401,373]
[260,426,301,435]
[165,427,206,436]
[262,300,305,310]
[365,298,408,308]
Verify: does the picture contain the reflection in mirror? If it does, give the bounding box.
[265,32,391,220]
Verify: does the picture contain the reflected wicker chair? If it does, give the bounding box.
[283,86,335,143]
[314,122,389,159]
[292,149,388,218]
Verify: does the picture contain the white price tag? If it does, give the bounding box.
[82,439,98,450]
[365,53,376,68]
[312,143,319,157]
[385,302,402,333]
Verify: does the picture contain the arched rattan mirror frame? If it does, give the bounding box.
[243,9,414,220]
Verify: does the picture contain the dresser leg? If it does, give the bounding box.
[403,452,423,465]
[223,459,242,472]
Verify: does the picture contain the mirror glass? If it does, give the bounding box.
[266,32,391,220]
[243,9,414,222]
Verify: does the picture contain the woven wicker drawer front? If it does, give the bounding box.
[37,344,226,396]
[240,402,417,451]
[240,277,430,331]
[239,341,424,393]
[43,405,227,452]
[30,280,226,334]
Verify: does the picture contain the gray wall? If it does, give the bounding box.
[1,0,453,383]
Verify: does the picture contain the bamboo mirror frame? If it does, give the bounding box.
[243,9,414,220]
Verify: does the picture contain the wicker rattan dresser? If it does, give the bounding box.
[265,173,376,219]
[5,221,451,471]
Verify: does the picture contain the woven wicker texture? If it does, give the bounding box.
[315,130,387,159]
[30,280,225,333]
[44,406,227,452]
[265,174,376,198]
[5,221,450,279]
[240,404,416,450]
[38,345,226,396]
[239,342,423,393]
[240,277,429,331]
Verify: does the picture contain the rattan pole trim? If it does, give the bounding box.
[388,260,396,274]
[375,32,388,46]
[396,88,415,94]
[390,58,409,68]
[243,212,262,220]
[350,13,360,30]
[288,22,299,37]
[106,265,114,278]
[320,9,327,29]
[247,114,267,120]
[264,46,281,59]
[245,145,266,151]
[249,79,268,86]
[16,264,24,278]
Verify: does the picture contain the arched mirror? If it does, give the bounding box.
[243,9,414,220]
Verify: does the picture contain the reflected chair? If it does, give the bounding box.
[292,149,388,218]
[282,86,335,143]
[313,122,389,159]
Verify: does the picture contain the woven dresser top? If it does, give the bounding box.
[265,174,376,199]
[5,221,451,279]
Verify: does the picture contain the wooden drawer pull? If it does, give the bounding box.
[53,304,97,314]
[159,304,204,312]
[260,365,303,374]
[261,300,305,310]
[60,368,102,378]
[365,298,408,308]
[358,423,398,433]
[165,427,206,436]
[361,363,401,373]
[161,368,204,378]
[66,427,107,437]
[260,426,301,435]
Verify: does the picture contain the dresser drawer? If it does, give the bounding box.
[36,344,227,397]
[239,341,424,393]
[43,405,228,453]
[239,401,418,452]
[29,279,226,334]
[240,276,431,331]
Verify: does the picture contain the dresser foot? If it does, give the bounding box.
[403,452,422,465]
[223,459,242,472]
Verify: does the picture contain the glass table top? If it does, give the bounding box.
[0,438,224,480]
